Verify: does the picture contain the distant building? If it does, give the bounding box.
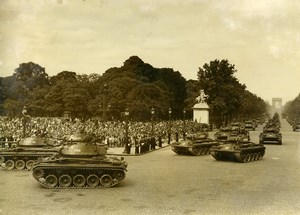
[270,98,282,116]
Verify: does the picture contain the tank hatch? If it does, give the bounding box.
[66,133,86,142]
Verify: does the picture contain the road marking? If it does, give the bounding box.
[272,157,280,160]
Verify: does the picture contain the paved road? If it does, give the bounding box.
[1,119,300,215]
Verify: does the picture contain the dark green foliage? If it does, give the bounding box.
[99,56,187,120]
[14,62,50,90]
[0,56,268,122]
[198,59,267,126]
[0,56,188,119]
[284,94,300,119]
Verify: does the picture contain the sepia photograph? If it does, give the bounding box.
[0,0,300,214]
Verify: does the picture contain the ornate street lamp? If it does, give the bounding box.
[183,108,186,140]
[102,83,108,122]
[168,107,172,144]
[124,107,130,154]
[22,106,28,138]
[151,107,155,137]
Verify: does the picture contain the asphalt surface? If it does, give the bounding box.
[1,119,300,215]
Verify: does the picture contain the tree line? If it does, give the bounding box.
[0,56,268,126]
[283,94,300,120]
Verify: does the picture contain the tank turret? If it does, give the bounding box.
[59,143,107,157]
[18,137,56,147]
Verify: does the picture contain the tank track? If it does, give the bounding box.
[32,166,126,189]
[171,146,190,155]
[188,145,214,156]
[211,147,265,163]
[234,148,265,163]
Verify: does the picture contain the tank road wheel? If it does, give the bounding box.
[240,154,247,163]
[26,160,35,170]
[59,174,72,188]
[255,153,260,161]
[257,152,263,160]
[32,168,44,179]
[45,175,58,188]
[100,174,113,187]
[200,148,206,155]
[204,148,210,155]
[114,170,125,181]
[73,174,86,187]
[15,160,26,170]
[87,174,99,188]
[5,160,14,170]
[246,154,251,162]
[192,147,201,156]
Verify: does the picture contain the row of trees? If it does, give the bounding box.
[0,56,268,126]
[198,59,267,126]
[283,94,300,120]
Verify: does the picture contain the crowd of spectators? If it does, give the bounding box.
[0,116,209,152]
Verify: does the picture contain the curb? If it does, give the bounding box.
[107,144,171,156]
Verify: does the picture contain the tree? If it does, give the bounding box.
[13,62,50,90]
[127,83,169,120]
[27,86,50,116]
[197,59,266,126]
[284,93,300,119]
[198,59,242,125]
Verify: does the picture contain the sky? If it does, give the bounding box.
[0,0,300,105]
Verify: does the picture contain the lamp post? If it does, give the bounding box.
[124,107,130,154]
[102,83,108,122]
[183,108,186,140]
[22,106,28,138]
[168,107,172,144]
[151,107,155,137]
[151,107,155,150]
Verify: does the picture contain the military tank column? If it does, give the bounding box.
[0,136,59,171]
[31,133,128,189]
[210,122,265,163]
[0,107,61,171]
[209,140,266,163]
[171,130,219,156]
[286,116,300,131]
[171,123,219,156]
[259,113,282,145]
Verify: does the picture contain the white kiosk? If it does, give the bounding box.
[193,90,209,124]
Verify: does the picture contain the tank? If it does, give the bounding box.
[259,127,282,144]
[0,137,59,171]
[210,139,266,163]
[244,120,256,131]
[31,139,128,189]
[292,122,300,131]
[171,131,219,156]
